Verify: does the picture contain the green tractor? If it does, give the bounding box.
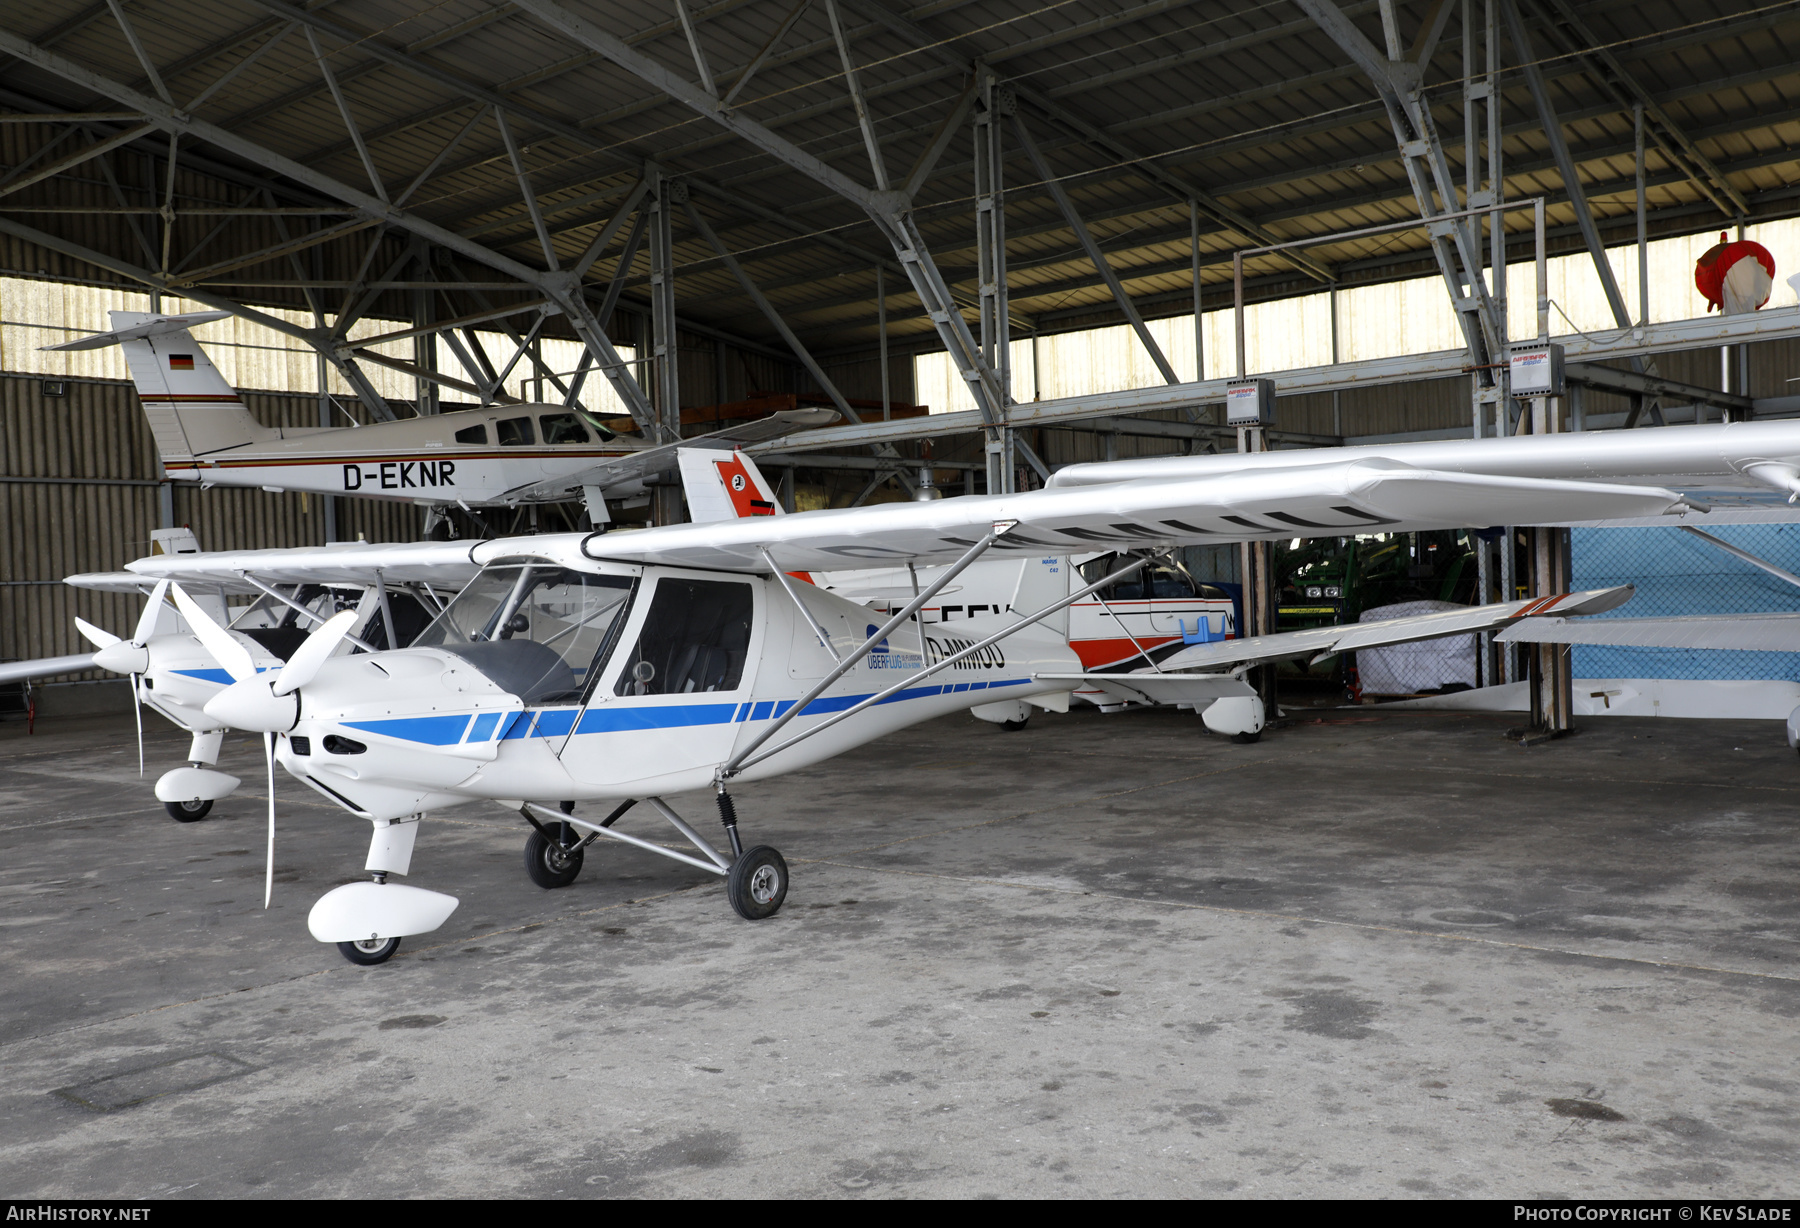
[1272,530,1479,697]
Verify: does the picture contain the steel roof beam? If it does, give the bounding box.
[507,0,1008,434]
[1293,0,1502,376]
[832,0,1335,286]
[0,209,399,419]
[682,190,861,424]
[753,305,1800,454]
[1012,110,1176,385]
[1500,0,1633,333]
[0,19,661,424]
[1527,0,1747,218]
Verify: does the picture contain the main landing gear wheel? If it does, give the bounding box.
[164,798,212,822]
[1232,730,1262,744]
[727,845,789,921]
[524,823,584,889]
[337,936,401,965]
[1000,716,1030,731]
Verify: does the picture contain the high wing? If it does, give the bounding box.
[116,540,483,592]
[497,409,838,504]
[1497,612,1800,651]
[576,459,1688,572]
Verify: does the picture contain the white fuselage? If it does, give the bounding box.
[164,403,651,507]
[275,557,1081,821]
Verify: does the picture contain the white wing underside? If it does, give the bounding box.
[110,541,482,593]
[96,461,1681,593]
[1497,613,1800,652]
[579,460,1685,573]
[498,409,838,503]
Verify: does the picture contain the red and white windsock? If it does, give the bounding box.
[1695,232,1776,315]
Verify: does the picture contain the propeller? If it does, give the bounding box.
[171,585,279,907]
[76,580,171,775]
[272,609,359,695]
[177,590,361,911]
[171,584,256,683]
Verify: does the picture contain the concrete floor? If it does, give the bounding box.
[1,704,1797,1199]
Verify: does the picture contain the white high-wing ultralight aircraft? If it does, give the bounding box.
[44,311,836,528]
[73,417,1800,966]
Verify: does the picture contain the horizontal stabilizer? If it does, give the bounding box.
[1032,671,1254,707]
[1157,585,1637,673]
[0,653,100,685]
[40,311,233,351]
[1497,612,1800,652]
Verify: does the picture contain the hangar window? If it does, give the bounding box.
[413,562,635,705]
[496,416,535,446]
[539,413,589,444]
[454,424,487,445]
[614,579,753,697]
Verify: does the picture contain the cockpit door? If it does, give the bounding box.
[559,572,762,790]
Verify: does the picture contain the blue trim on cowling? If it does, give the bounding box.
[171,666,275,685]
[467,711,502,742]
[343,714,472,745]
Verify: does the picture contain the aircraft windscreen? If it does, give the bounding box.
[413,564,634,704]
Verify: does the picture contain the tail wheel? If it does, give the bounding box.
[727,845,788,920]
[164,798,212,822]
[338,936,401,965]
[524,823,584,889]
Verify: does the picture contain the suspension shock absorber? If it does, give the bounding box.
[715,786,744,860]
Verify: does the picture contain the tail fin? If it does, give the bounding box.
[43,311,277,461]
[677,447,784,524]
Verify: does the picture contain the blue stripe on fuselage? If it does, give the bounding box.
[343,680,1031,746]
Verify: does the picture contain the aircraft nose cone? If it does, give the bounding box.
[203,677,299,733]
[92,642,150,674]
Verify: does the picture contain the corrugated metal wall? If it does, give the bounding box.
[1,373,418,670]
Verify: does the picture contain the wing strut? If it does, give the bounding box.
[720,521,1019,777]
[234,571,380,652]
[722,554,1152,779]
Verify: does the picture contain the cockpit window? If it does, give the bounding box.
[614,578,753,696]
[412,563,633,704]
[496,416,535,446]
[539,413,588,444]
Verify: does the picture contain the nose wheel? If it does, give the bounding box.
[164,798,212,822]
[337,936,401,965]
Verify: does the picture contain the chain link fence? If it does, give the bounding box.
[1570,524,1800,682]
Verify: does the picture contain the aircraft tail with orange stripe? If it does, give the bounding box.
[677,447,786,523]
[45,311,279,463]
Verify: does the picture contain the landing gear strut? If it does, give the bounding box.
[517,792,788,921]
